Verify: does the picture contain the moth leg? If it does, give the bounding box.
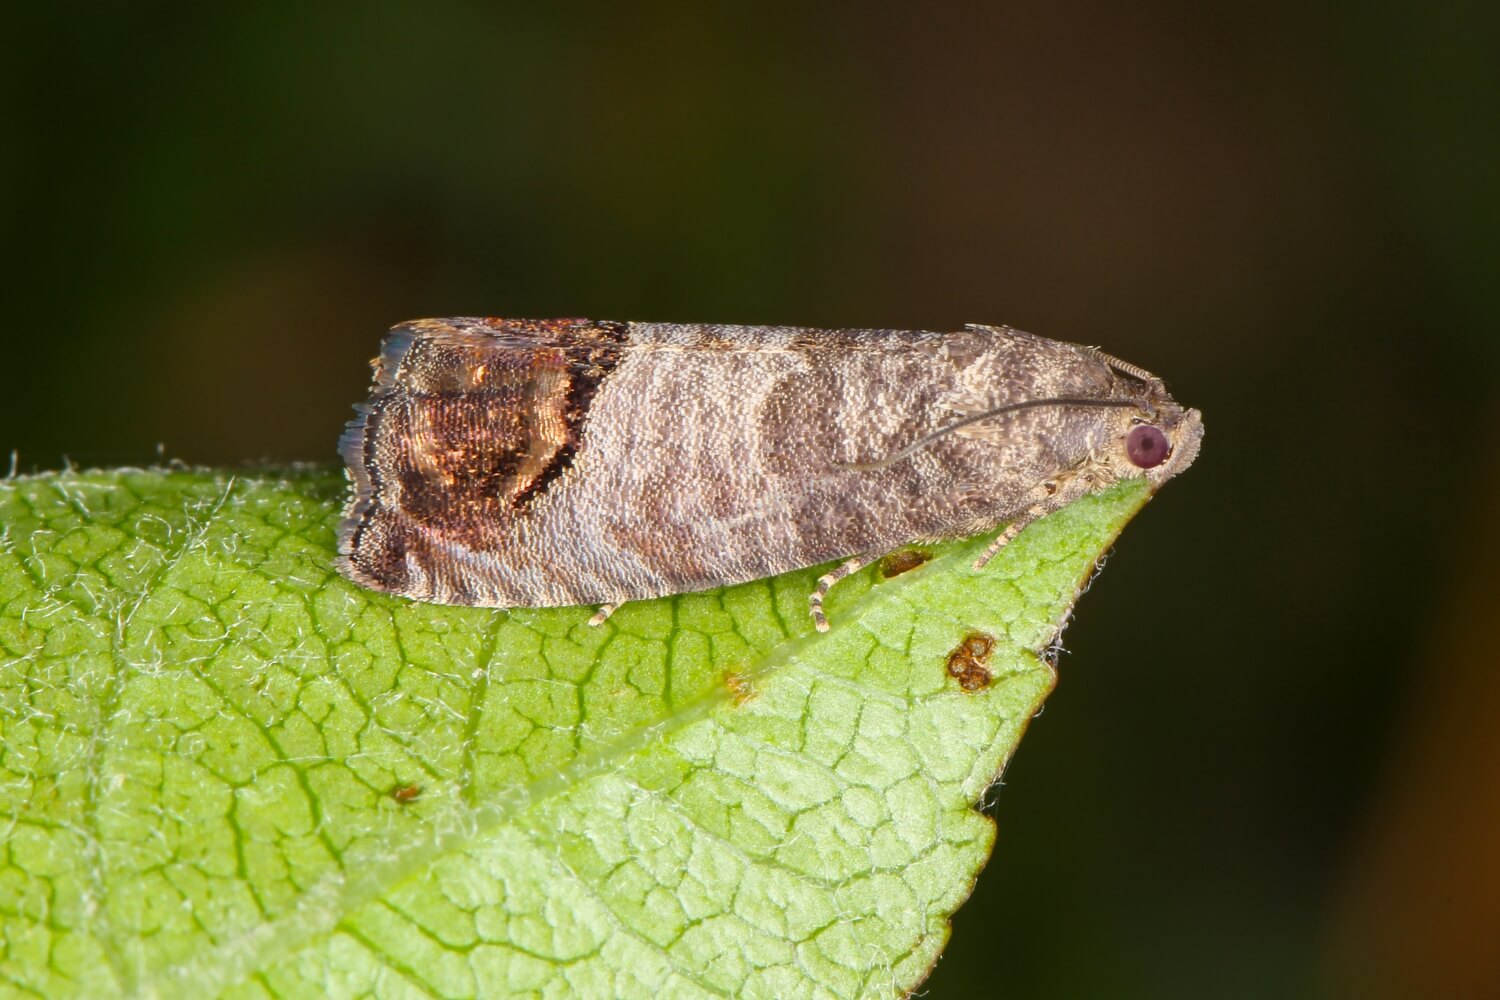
[971,484,1069,570]
[587,603,618,627]
[809,553,878,633]
[971,514,1040,570]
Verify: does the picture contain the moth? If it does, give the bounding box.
[337,318,1202,631]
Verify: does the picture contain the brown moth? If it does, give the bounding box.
[337,318,1202,631]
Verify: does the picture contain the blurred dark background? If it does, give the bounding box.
[6,4,1497,997]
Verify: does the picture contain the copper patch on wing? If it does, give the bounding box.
[338,318,625,596]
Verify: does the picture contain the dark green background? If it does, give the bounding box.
[7,4,1498,997]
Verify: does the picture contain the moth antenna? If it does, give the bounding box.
[1087,346,1164,388]
[836,397,1139,471]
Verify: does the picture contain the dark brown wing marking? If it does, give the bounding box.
[338,318,626,591]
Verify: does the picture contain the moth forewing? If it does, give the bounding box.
[337,318,1203,630]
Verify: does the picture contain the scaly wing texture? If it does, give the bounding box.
[0,468,1149,999]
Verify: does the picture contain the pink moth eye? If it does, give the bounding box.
[1126,424,1171,469]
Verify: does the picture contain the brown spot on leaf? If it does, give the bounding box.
[880,549,932,578]
[391,784,422,803]
[724,671,756,705]
[946,631,996,692]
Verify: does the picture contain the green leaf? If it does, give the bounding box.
[0,468,1150,999]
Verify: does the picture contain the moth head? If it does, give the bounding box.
[1107,399,1203,488]
[834,372,1204,488]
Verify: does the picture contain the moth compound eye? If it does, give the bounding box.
[1126,424,1171,469]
